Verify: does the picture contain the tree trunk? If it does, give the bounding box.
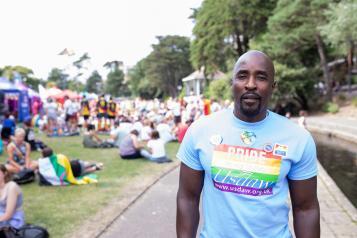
[294,89,309,111]
[346,38,354,94]
[315,33,332,101]
[242,20,249,53]
[234,29,244,56]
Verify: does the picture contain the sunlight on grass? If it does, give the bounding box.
[0,134,179,238]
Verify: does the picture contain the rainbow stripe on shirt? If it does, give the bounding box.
[211,144,282,196]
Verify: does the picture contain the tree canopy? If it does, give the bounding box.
[86,70,103,94]
[190,0,277,73]
[105,68,129,97]
[128,35,193,98]
[47,68,69,90]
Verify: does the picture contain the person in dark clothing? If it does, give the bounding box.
[1,112,15,143]
[23,117,46,151]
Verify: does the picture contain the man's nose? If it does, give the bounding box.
[245,76,257,90]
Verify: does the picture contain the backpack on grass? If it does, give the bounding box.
[13,169,35,185]
[15,225,49,238]
[0,224,49,238]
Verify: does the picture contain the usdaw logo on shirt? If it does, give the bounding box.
[273,144,288,157]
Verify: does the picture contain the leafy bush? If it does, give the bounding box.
[352,75,357,84]
[352,97,357,107]
[207,78,231,101]
[323,102,339,113]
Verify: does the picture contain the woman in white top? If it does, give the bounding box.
[141,130,172,163]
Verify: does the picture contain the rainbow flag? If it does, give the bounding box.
[38,154,98,186]
[211,144,282,196]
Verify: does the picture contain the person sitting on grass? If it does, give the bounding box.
[141,130,172,163]
[109,121,128,148]
[41,147,103,178]
[119,129,145,159]
[6,128,38,174]
[83,124,113,148]
[0,164,25,230]
[22,116,46,152]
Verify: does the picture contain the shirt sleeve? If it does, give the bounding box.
[288,134,318,180]
[176,124,204,171]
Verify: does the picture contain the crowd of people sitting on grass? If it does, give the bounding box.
[0,94,228,234]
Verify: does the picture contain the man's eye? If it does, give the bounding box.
[257,75,267,81]
[237,74,247,80]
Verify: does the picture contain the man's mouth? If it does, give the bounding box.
[242,98,259,104]
[241,93,261,104]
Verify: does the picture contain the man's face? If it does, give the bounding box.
[232,53,275,120]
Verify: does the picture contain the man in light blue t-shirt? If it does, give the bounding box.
[176,51,320,238]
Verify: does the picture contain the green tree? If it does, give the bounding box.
[127,59,146,97]
[190,0,277,73]
[73,53,90,70]
[71,53,91,84]
[67,79,85,92]
[252,0,334,108]
[127,59,159,98]
[105,68,129,97]
[320,0,357,92]
[1,65,33,81]
[206,77,232,101]
[86,70,103,94]
[144,35,193,98]
[47,68,69,89]
[25,76,44,90]
[0,65,44,89]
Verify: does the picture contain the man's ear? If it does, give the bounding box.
[272,81,277,89]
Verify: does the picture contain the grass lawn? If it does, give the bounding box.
[0,133,179,238]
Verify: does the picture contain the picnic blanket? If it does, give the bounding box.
[38,154,97,186]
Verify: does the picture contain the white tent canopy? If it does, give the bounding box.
[182,69,205,82]
[181,67,225,96]
[182,67,205,96]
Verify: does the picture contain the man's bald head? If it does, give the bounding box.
[233,50,275,80]
[231,50,276,122]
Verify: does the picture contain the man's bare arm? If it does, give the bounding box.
[177,162,204,238]
[289,176,320,238]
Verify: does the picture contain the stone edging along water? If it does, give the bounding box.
[307,124,357,223]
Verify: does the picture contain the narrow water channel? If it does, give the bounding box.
[313,132,357,207]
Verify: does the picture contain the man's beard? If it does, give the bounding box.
[235,92,262,118]
[239,99,261,117]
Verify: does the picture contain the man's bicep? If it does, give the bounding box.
[178,162,204,198]
[289,177,318,209]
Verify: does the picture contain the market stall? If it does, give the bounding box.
[0,77,30,121]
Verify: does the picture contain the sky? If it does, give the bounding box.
[0,0,202,80]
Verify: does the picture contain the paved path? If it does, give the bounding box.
[100,166,179,238]
[100,165,356,238]
[100,116,357,238]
